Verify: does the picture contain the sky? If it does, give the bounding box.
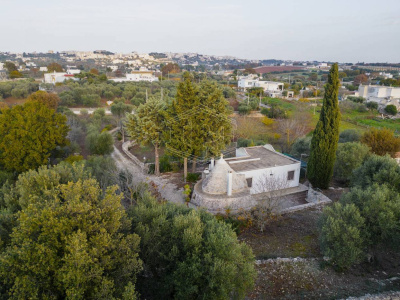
[1,0,399,63]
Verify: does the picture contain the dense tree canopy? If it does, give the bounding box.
[0,164,142,299]
[47,62,63,72]
[27,90,60,109]
[0,101,69,172]
[128,194,256,300]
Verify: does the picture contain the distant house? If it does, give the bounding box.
[355,84,400,110]
[238,75,283,96]
[43,71,77,84]
[190,145,306,214]
[110,68,158,82]
[39,67,48,72]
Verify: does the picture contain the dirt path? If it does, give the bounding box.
[111,146,185,205]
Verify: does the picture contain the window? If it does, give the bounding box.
[287,171,295,181]
[246,178,253,188]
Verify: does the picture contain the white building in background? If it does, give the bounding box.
[39,67,48,72]
[107,65,119,72]
[379,72,393,79]
[66,66,81,75]
[355,84,400,110]
[238,75,284,97]
[43,70,78,84]
[356,84,400,100]
[0,63,4,70]
[110,68,158,82]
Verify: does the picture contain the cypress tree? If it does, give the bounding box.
[307,63,341,189]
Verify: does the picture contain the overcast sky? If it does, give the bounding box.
[1,0,399,62]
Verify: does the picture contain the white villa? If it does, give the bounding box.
[190,145,307,214]
[355,84,400,110]
[238,75,284,97]
[110,68,158,82]
[43,71,77,84]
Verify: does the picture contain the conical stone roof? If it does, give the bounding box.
[202,157,248,195]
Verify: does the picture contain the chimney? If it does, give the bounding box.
[210,157,215,170]
[202,169,209,179]
[227,171,233,196]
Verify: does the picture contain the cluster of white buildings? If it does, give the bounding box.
[238,75,284,97]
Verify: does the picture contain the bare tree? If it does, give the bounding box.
[250,172,290,232]
[274,115,309,153]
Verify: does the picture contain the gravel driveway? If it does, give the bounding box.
[111,145,185,205]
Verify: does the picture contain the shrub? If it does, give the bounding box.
[290,136,311,159]
[385,104,398,115]
[361,128,400,157]
[238,103,251,115]
[351,154,400,191]
[333,142,370,183]
[186,172,200,182]
[339,129,361,143]
[319,202,366,270]
[237,138,251,147]
[347,96,365,103]
[366,101,378,110]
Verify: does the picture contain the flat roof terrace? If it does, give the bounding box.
[225,146,299,172]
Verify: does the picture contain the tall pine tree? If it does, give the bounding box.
[307,63,341,189]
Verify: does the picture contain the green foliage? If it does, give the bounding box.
[351,154,400,191]
[183,184,191,203]
[47,62,63,72]
[84,155,117,190]
[238,103,252,115]
[82,93,101,106]
[347,96,365,103]
[0,101,69,173]
[290,136,311,158]
[385,104,398,115]
[125,97,165,175]
[339,129,361,143]
[128,194,256,300]
[341,184,400,248]
[186,172,200,182]
[366,101,378,110]
[261,104,288,119]
[9,70,23,79]
[308,64,341,189]
[333,142,370,183]
[0,167,142,299]
[164,73,232,167]
[223,86,236,99]
[319,202,366,270]
[361,128,400,157]
[85,125,114,156]
[0,80,38,99]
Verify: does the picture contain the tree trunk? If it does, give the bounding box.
[155,143,160,176]
[183,157,188,182]
[192,156,197,173]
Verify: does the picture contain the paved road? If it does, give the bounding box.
[111,146,185,205]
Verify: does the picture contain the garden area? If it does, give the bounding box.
[239,208,400,299]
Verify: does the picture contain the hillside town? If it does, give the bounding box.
[1,1,400,300]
